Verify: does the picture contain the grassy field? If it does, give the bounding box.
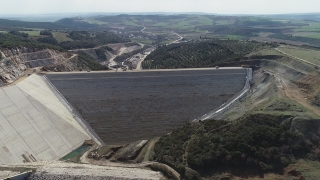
[198,16,213,25]
[153,22,167,27]
[83,18,107,25]
[285,32,320,39]
[277,46,320,66]
[245,48,283,57]
[20,31,40,36]
[293,22,320,32]
[215,20,233,25]
[250,95,316,117]
[52,31,73,42]
[225,35,246,40]
[123,20,138,26]
[290,160,320,180]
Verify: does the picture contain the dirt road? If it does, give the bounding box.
[166,32,183,46]
[108,47,128,69]
[68,44,112,52]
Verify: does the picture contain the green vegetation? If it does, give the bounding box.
[0,32,62,50]
[94,48,107,61]
[52,32,74,42]
[312,91,320,107]
[39,30,52,36]
[37,36,58,45]
[59,31,130,50]
[77,52,109,70]
[131,38,153,45]
[9,30,28,37]
[20,30,41,36]
[0,18,64,29]
[55,18,99,29]
[153,114,318,178]
[269,33,320,47]
[143,40,267,69]
[277,46,320,66]
[294,22,320,32]
[249,95,313,117]
[290,160,320,180]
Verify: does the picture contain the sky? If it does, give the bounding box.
[0,0,319,15]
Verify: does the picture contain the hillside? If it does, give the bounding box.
[0,18,64,29]
[153,114,319,179]
[142,40,268,69]
[0,47,109,86]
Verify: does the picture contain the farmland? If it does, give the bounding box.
[46,69,247,144]
[52,31,74,42]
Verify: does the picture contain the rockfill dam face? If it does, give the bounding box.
[46,68,248,145]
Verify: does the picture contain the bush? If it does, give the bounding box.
[77,51,109,71]
[9,30,28,37]
[37,36,58,45]
[40,30,52,36]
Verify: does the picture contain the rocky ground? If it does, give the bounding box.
[0,47,71,86]
[1,161,164,180]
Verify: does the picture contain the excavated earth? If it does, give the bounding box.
[0,47,70,86]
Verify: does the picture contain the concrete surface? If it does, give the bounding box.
[0,74,91,165]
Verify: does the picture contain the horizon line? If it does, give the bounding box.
[1,11,320,16]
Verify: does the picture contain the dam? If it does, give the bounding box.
[46,68,248,145]
[0,68,249,164]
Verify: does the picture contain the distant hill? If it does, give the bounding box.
[55,18,100,29]
[0,18,65,29]
[0,18,101,30]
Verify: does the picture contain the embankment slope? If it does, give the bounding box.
[0,74,93,164]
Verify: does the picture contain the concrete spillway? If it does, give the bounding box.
[46,68,248,145]
[0,75,92,165]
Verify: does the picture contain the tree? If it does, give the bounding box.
[40,30,52,36]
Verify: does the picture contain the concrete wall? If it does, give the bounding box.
[0,75,91,165]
